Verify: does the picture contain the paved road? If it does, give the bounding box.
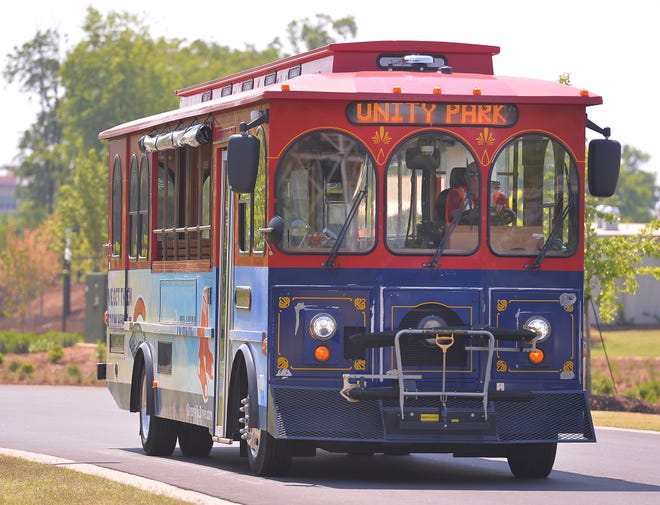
[1,385,659,505]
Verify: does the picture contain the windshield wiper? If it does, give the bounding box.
[423,193,472,268]
[525,193,575,269]
[322,187,367,267]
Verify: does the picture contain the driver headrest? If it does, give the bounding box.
[449,167,466,188]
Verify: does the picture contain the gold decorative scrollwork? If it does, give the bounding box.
[277,357,289,369]
[279,297,290,309]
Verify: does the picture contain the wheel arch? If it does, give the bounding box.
[130,342,155,415]
[226,344,260,437]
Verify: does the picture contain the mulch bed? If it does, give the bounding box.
[590,394,660,414]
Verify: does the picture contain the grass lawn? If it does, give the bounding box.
[590,327,660,358]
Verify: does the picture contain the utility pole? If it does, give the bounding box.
[62,229,72,332]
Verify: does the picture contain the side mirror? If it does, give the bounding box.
[258,216,284,245]
[227,133,260,193]
[588,138,621,197]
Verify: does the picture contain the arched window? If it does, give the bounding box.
[489,133,579,257]
[275,130,376,253]
[139,155,150,258]
[128,156,139,258]
[385,132,477,254]
[111,156,122,257]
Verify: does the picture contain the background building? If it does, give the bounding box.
[0,166,18,215]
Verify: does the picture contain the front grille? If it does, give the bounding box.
[496,392,594,441]
[271,386,593,443]
[272,387,384,439]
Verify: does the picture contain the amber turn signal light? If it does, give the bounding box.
[528,348,545,364]
[314,345,330,362]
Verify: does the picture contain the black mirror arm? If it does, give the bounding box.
[586,115,611,139]
[239,109,270,132]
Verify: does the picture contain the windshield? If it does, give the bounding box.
[488,134,579,258]
[275,130,376,253]
[385,132,478,254]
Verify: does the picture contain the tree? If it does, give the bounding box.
[0,221,60,331]
[3,28,64,218]
[285,14,357,53]
[56,147,108,275]
[59,8,181,157]
[583,197,660,393]
[596,145,657,222]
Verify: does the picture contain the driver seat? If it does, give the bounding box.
[436,167,466,223]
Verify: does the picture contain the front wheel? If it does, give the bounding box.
[139,368,177,456]
[241,394,292,476]
[506,443,557,478]
[246,427,292,476]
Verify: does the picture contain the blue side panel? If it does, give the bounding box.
[106,268,218,427]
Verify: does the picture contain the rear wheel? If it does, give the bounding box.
[178,422,213,457]
[506,443,557,478]
[139,368,177,456]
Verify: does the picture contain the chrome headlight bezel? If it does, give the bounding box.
[309,313,337,341]
[523,316,551,343]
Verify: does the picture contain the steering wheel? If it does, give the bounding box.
[490,207,516,226]
[458,208,479,225]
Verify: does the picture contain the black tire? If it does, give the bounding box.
[139,368,177,456]
[506,443,557,479]
[246,426,292,476]
[178,422,213,457]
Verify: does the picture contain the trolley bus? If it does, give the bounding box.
[97,40,620,478]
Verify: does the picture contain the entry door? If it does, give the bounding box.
[214,147,232,437]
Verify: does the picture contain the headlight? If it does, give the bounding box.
[309,313,337,341]
[419,314,447,346]
[418,314,446,329]
[523,316,551,343]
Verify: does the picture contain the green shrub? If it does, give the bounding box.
[66,364,81,382]
[635,380,659,405]
[8,359,22,372]
[47,344,64,363]
[0,353,4,366]
[96,341,107,362]
[0,330,83,354]
[592,373,615,395]
[21,362,35,375]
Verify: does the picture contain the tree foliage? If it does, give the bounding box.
[0,221,60,330]
[595,145,657,222]
[285,14,357,53]
[58,8,181,157]
[56,147,108,273]
[2,28,64,217]
[584,200,660,323]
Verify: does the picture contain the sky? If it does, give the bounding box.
[1,1,659,182]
